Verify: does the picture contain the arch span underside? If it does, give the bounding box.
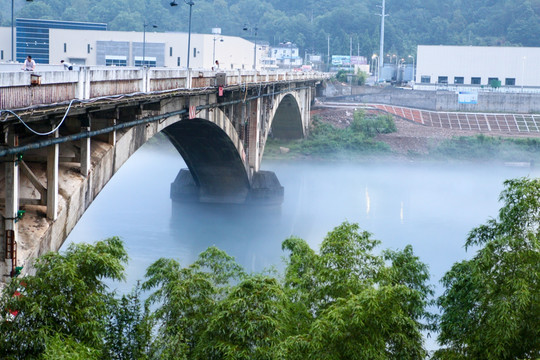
[270,94,304,139]
[162,119,251,204]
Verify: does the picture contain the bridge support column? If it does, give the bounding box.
[80,127,91,177]
[248,98,261,172]
[2,134,19,276]
[47,129,59,220]
[80,114,91,177]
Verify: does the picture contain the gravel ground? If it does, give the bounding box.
[312,106,540,156]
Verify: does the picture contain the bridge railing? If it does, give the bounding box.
[0,67,329,110]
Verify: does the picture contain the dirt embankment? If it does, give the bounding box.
[311,106,537,156]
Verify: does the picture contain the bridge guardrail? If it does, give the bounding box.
[0,68,330,110]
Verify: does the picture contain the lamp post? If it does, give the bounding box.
[170,0,194,69]
[11,0,33,62]
[377,0,387,84]
[142,22,157,67]
[408,55,415,83]
[212,37,222,66]
[243,24,258,70]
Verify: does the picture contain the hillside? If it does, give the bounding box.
[2,0,539,60]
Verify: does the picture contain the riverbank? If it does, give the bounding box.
[265,106,540,163]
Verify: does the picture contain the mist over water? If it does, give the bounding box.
[64,139,539,298]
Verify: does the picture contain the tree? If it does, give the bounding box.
[195,276,288,360]
[436,177,540,360]
[103,282,153,360]
[281,221,432,359]
[0,237,128,359]
[142,246,245,359]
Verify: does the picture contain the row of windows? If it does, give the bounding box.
[420,76,516,86]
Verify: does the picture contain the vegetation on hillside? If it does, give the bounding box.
[265,111,395,159]
[1,178,539,359]
[2,0,540,61]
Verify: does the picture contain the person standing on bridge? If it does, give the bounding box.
[21,55,36,71]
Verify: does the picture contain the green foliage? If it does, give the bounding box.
[103,282,153,360]
[436,177,540,359]
[356,70,368,85]
[0,237,128,359]
[350,110,397,137]
[296,114,392,157]
[4,0,540,59]
[335,69,350,82]
[281,221,433,359]
[432,134,540,161]
[142,246,246,359]
[195,276,288,360]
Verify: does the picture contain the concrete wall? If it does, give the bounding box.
[325,85,540,114]
[0,27,12,62]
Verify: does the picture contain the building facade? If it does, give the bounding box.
[416,45,540,88]
[0,19,260,70]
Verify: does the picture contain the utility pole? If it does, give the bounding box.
[327,35,330,71]
[378,0,387,84]
[349,36,352,72]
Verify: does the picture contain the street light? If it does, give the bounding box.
[408,55,415,83]
[170,0,195,69]
[143,22,157,67]
[11,0,33,62]
[212,28,223,67]
[243,24,258,70]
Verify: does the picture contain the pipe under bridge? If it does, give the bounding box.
[0,67,328,282]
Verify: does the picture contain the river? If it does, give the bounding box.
[63,139,537,349]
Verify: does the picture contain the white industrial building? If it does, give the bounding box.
[416,45,540,88]
[0,19,265,70]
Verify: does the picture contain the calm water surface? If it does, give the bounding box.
[64,140,538,297]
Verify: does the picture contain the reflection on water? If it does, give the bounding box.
[64,140,539,300]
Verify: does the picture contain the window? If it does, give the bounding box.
[169,47,173,56]
[438,76,448,84]
[105,55,127,66]
[420,75,431,83]
[63,43,67,52]
[505,78,516,86]
[177,57,181,66]
[471,77,481,85]
[134,56,156,67]
[454,76,464,84]
[1,50,3,60]
[488,77,499,84]
[87,44,91,54]
[193,48,197,58]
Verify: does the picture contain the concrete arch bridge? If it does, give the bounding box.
[0,68,327,280]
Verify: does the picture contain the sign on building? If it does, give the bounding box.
[332,55,350,66]
[351,56,367,65]
[458,91,478,104]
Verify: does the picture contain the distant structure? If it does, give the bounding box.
[0,18,263,70]
[416,45,540,89]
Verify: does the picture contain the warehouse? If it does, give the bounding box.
[415,45,540,88]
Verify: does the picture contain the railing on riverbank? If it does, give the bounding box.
[0,67,330,110]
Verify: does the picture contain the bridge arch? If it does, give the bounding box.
[269,93,305,140]
[162,116,250,203]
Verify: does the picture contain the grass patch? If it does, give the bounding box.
[265,111,396,159]
[430,134,540,162]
